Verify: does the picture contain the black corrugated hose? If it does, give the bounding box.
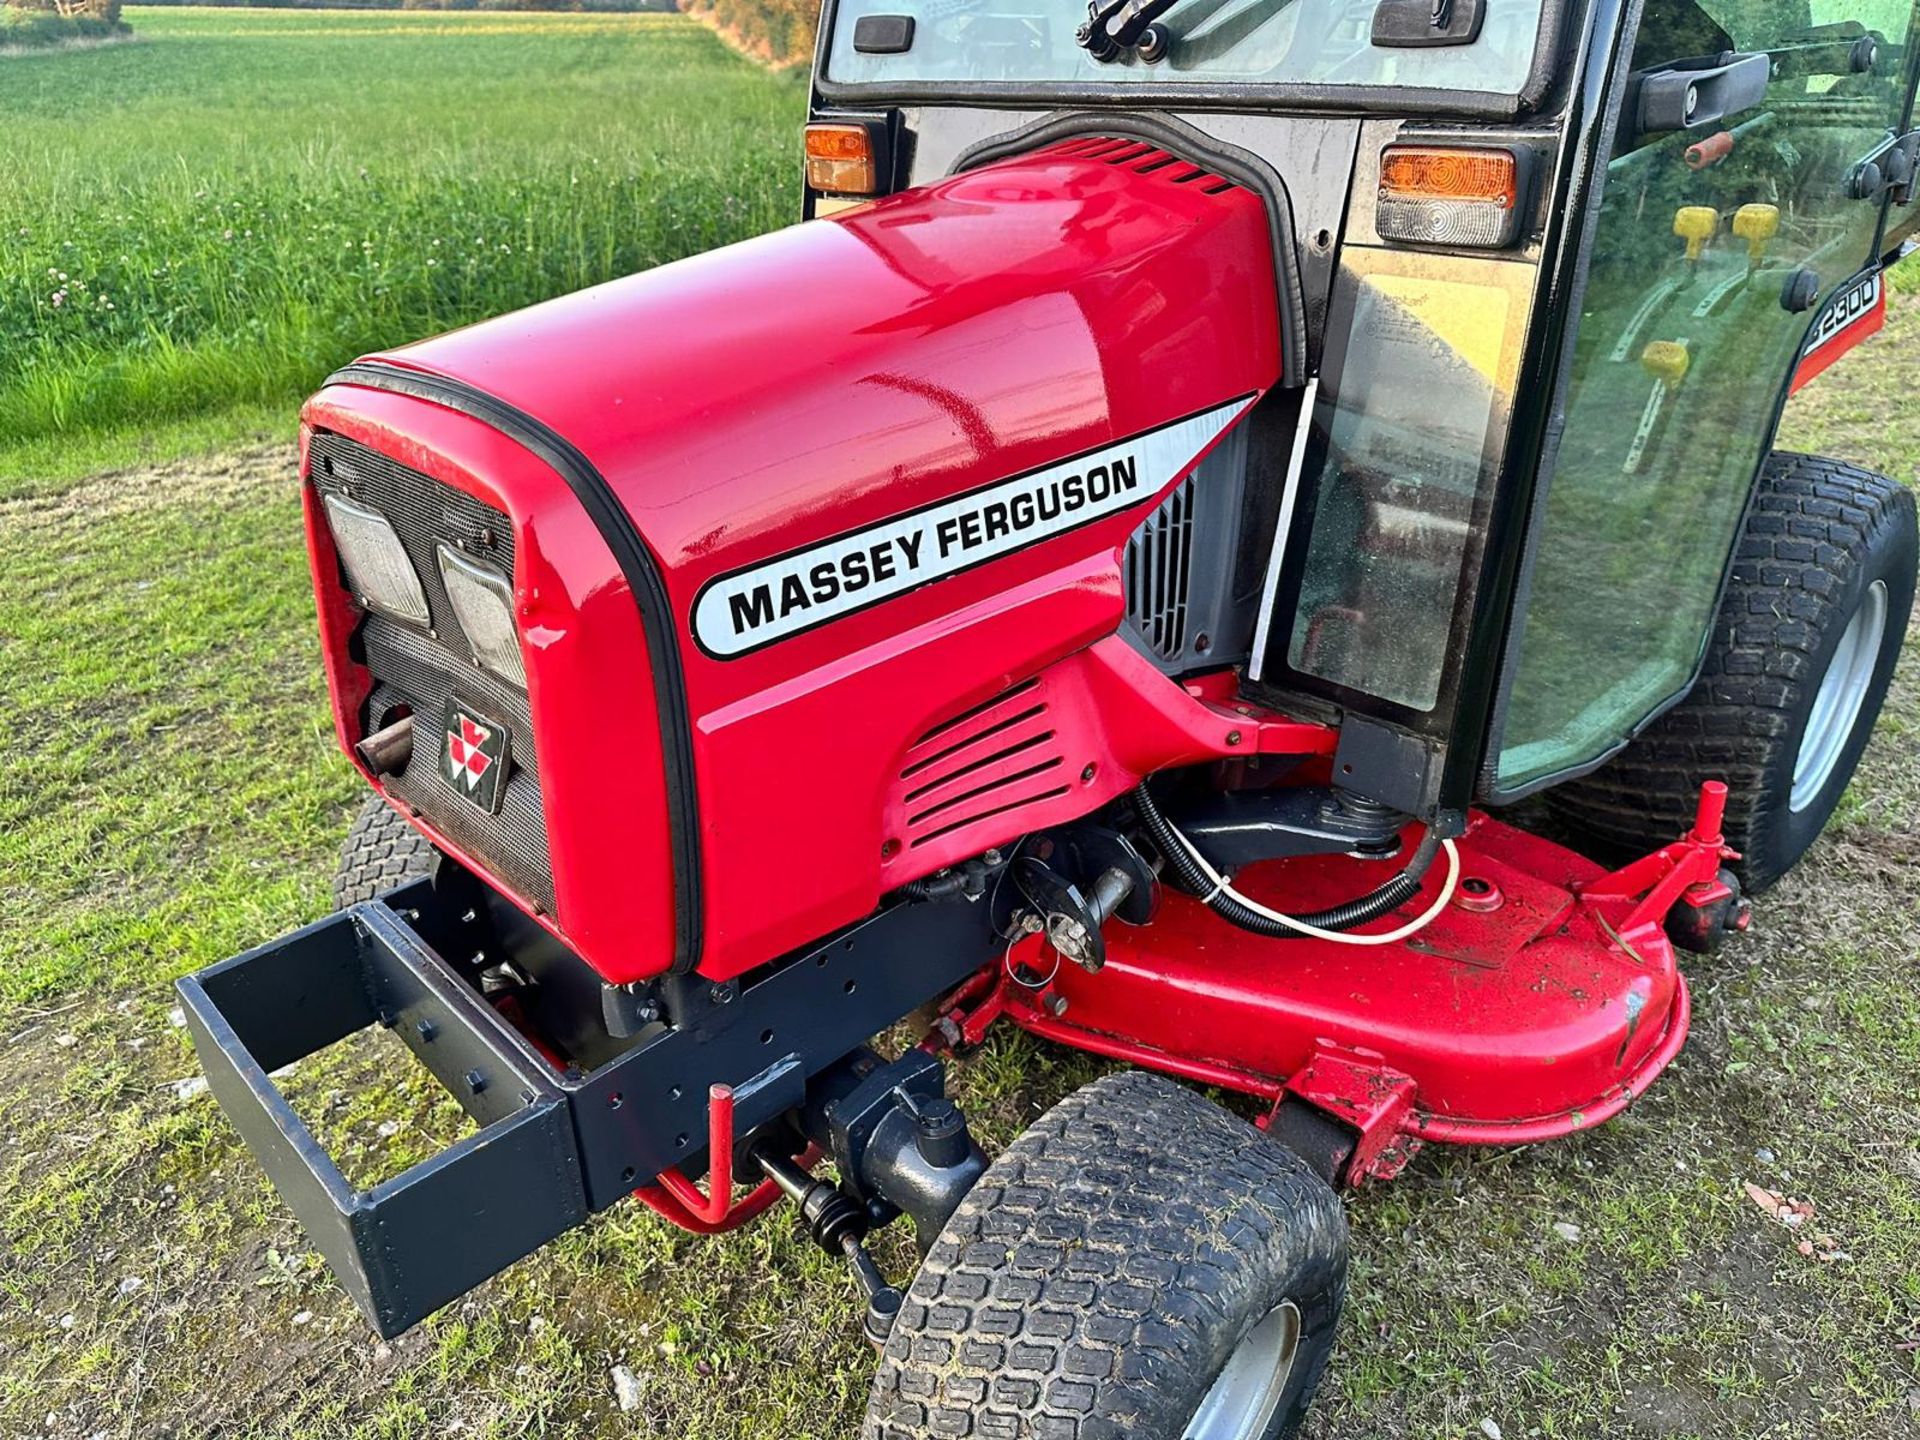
[1133,783,1440,939]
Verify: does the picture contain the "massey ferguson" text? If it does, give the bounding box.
[689,399,1250,657]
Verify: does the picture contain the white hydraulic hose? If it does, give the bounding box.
[1162,817,1463,947]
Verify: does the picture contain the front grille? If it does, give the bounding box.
[309,430,555,914]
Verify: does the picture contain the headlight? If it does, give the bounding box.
[321,493,430,626]
[436,542,526,688]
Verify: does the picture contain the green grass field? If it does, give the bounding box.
[0,6,800,484]
[1,9,1917,1439]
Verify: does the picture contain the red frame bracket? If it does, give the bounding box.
[630,1083,788,1234]
[1279,1043,1420,1183]
[1572,781,1736,954]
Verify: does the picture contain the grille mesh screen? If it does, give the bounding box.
[309,431,555,914]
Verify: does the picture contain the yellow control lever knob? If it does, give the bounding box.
[1641,339,1692,386]
[1673,205,1718,261]
[1732,202,1780,263]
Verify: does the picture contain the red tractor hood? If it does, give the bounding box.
[310,136,1285,979]
[364,137,1280,683]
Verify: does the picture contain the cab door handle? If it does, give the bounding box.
[1633,52,1771,136]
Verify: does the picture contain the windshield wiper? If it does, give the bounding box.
[1076,0,1182,61]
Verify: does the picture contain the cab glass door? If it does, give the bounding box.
[1494,0,1914,793]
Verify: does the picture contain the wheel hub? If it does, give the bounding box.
[1791,579,1888,812]
[1184,1300,1302,1440]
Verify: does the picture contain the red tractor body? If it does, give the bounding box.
[178,2,1920,1431]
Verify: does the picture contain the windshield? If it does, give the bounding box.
[824,0,1549,95]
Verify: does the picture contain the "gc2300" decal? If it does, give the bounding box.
[1794,271,1884,394]
[1802,272,1882,356]
[690,397,1253,658]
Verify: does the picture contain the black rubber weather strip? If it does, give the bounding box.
[325,358,704,974]
[950,111,1309,389]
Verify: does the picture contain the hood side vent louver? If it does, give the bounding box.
[892,679,1068,848]
[1042,135,1239,197]
[1126,475,1196,661]
[1120,419,1254,675]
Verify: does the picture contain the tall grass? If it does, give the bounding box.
[1,8,800,465]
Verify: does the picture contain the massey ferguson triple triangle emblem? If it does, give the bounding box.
[438,699,510,814]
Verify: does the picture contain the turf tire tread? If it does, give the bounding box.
[332,792,437,909]
[865,1070,1347,1440]
[1546,451,1914,891]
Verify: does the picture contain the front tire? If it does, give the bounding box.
[332,792,436,909]
[1549,452,1915,892]
[865,1070,1348,1440]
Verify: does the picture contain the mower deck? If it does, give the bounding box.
[952,804,1725,1181]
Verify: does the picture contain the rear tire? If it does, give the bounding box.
[865,1070,1348,1440]
[1548,451,1915,892]
[332,793,436,909]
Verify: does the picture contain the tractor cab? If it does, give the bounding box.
[807,0,1920,826]
[176,3,1919,1436]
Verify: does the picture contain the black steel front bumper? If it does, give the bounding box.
[176,883,587,1337]
[177,875,998,1337]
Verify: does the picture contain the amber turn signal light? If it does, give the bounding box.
[1376,145,1522,249]
[805,123,879,196]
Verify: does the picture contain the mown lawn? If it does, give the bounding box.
[1,12,1917,1438]
[0,321,1913,1437]
[0,6,800,485]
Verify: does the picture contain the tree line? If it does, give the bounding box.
[125,0,679,10]
[679,0,820,64]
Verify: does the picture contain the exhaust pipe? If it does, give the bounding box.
[355,713,414,776]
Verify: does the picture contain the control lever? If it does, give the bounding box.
[1684,111,1774,170]
[1625,340,1691,477]
[1732,203,1779,273]
[1673,205,1718,267]
[755,1147,905,1346]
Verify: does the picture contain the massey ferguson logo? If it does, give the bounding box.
[689,397,1255,657]
[439,699,511,814]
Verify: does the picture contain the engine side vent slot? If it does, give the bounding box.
[1126,475,1196,660]
[892,680,1068,848]
[1119,420,1254,675]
